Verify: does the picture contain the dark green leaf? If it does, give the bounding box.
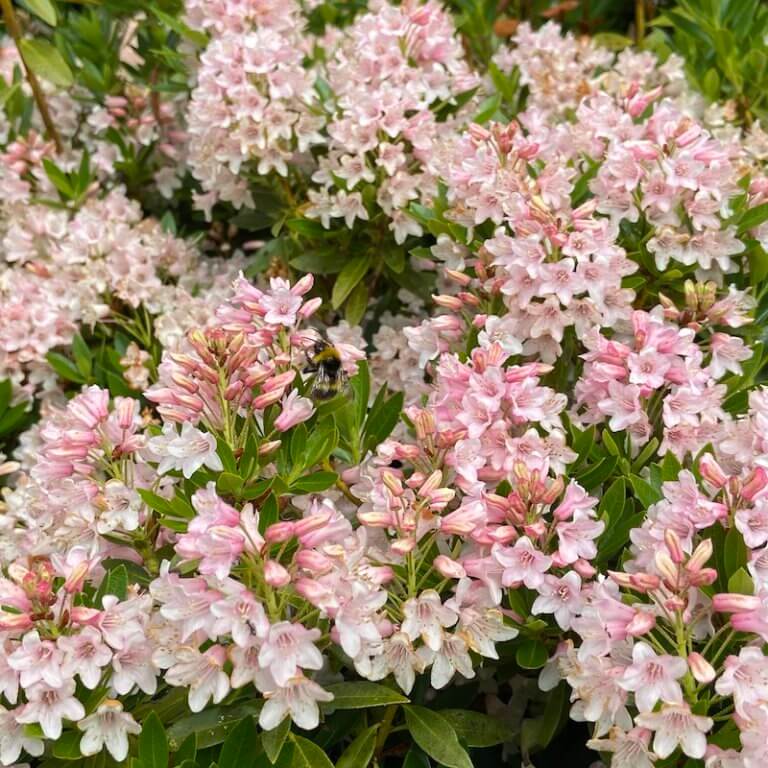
[324,682,408,710]
[515,638,549,670]
[288,735,334,768]
[139,712,169,768]
[52,730,81,760]
[262,716,290,763]
[47,351,85,383]
[218,716,258,768]
[629,474,663,509]
[289,470,337,493]
[335,725,378,768]
[739,203,768,234]
[440,710,514,747]
[331,255,371,309]
[403,706,472,768]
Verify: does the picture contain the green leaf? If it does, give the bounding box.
[262,716,290,763]
[739,203,768,234]
[52,730,82,760]
[139,712,169,768]
[167,702,263,751]
[473,93,501,124]
[47,351,86,383]
[403,706,472,768]
[289,249,348,275]
[592,32,633,50]
[217,471,244,497]
[72,332,92,378]
[324,682,408,710]
[286,218,328,237]
[219,716,258,768]
[289,470,337,493]
[332,254,371,309]
[288,735,334,768]
[19,38,73,87]
[728,567,755,595]
[576,456,618,491]
[95,564,128,603]
[402,748,430,768]
[724,527,748,577]
[515,638,549,670]
[629,474,663,509]
[351,361,370,428]
[173,733,197,764]
[440,710,514,747]
[0,379,10,415]
[363,389,403,454]
[23,0,57,26]
[345,281,368,325]
[335,725,378,768]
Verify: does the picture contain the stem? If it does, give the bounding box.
[374,704,399,759]
[0,0,62,152]
[635,0,646,46]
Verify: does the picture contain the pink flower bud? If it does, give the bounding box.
[294,577,330,607]
[699,454,728,489]
[572,559,596,579]
[264,521,295,543]
[0,611,33,631]
[445,269,471,286]
[655,550,679,586]
[391,538,416,555]
[432,294,463,310]
[687,539,713,572]
[688,652,716,683]
[252,388,284,410]
[258,440,282,456]
[264,559,291,587]
[433,555,466,579]
[261,370,296,394]
[664,529,685,564]
[295,550,333,573]
[741,467,768,501]
[629,572,661,592]
[299,297,323,318]
[626,610,656,636]
[70,606,102,625]
[291,274,314,296]
[713,593,761,613]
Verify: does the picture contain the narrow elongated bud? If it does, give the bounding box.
[665,529,685,564]
[688,652,716,683]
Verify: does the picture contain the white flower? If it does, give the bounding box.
[259,676,334,732]
[367,632,425,695]
[96,479,141,534]
[78,699,141,761]
[147,421,223,479]
[16,681,85,740]
[166,646,230,713]
[0,706,43,766]
[636,703,713,759]
[402,590,458,651]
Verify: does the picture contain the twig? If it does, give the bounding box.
[0,0,62,152]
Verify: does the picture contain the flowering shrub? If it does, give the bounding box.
[2,1,768,767]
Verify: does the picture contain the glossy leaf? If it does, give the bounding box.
[403,706,472,768]
[324,682,409,710]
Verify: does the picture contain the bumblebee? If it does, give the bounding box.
[304,338,347,400]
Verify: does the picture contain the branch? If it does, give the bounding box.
[0,0,62,152]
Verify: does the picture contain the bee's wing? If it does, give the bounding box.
[311,365,335,397]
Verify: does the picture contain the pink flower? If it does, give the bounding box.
[532,572,584,629]
[258,622,324,687]
[715,647,768,716]
[8,630,64,688]
[402,591,459,652]
[58,627,113,689]
[619,642,687,712]
[78,699,142,762]
[147,421,223,478]
[598,381,644,432]
[259,675,334,732]
[262,278,303,326]
[274,390,315,431]
[493,537,552,589]
[166,645,230,713]
[16,680,86,739]
[635,703,713,759]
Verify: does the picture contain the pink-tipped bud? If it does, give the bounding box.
[419,470,444,497]
[291,273,314,296]
[0,611,33,631]
[688,652,716,683]
[264,559,290,587]
[655,550,679,586]
[299,297,323,319]
[262,370,296,394]
[295,550,333,573]
[626,610,656,637]
[609,570,633,588]
[391,538,416,555]
[688,567,717,587]
[665,529,685,564]
[741,467,768,501]
[629,572,662,592]
[433,555,465,579]
[469,123,491,142]
[687,539,713,572]
[64,562,90,594]
[69,606,102,625]
[457,291,480,307]
[258,440,282,456]
[713,593,760,613]
[114,398,138,429]
[445,269,471,286]
[264,521,295,544]
[665,596,686,612]
[572,559,597,579]
[382,470,404,496]
[699,454,728,489]
[294,577,329,606]
[252,388,284,410]
[433,294,463,311]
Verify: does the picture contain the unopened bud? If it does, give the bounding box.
[688,652,716,683]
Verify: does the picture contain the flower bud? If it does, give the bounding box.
[264,521,295,544]
[264,559,291,587]
[626,610,656,637]
[655,550,679,586]
[433,555,465,579]
[688,652,716,683]
[687,539,713,572]
[664,529,685,564]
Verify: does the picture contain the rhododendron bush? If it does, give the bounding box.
[3,0,768,766]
